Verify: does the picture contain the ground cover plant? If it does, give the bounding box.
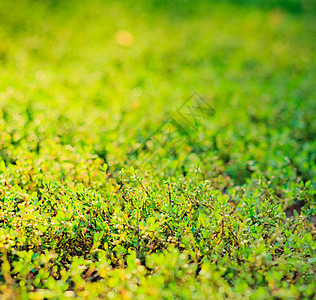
[0,0,315,298]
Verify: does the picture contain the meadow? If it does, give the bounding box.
[0,0,315,298]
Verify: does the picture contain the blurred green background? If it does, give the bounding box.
[0,0,315,188]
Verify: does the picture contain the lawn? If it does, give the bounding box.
[0,0,315,298]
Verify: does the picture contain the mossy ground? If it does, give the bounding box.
[0,0,315,299]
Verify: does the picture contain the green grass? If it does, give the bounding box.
[0,0,315,298]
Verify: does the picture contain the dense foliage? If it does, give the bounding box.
[0,0,315,298]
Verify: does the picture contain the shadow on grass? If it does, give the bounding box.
[138,0,316,15]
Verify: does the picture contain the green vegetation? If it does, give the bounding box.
[0,0,315,298]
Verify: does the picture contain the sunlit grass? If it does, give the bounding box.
[0,0,315,298]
